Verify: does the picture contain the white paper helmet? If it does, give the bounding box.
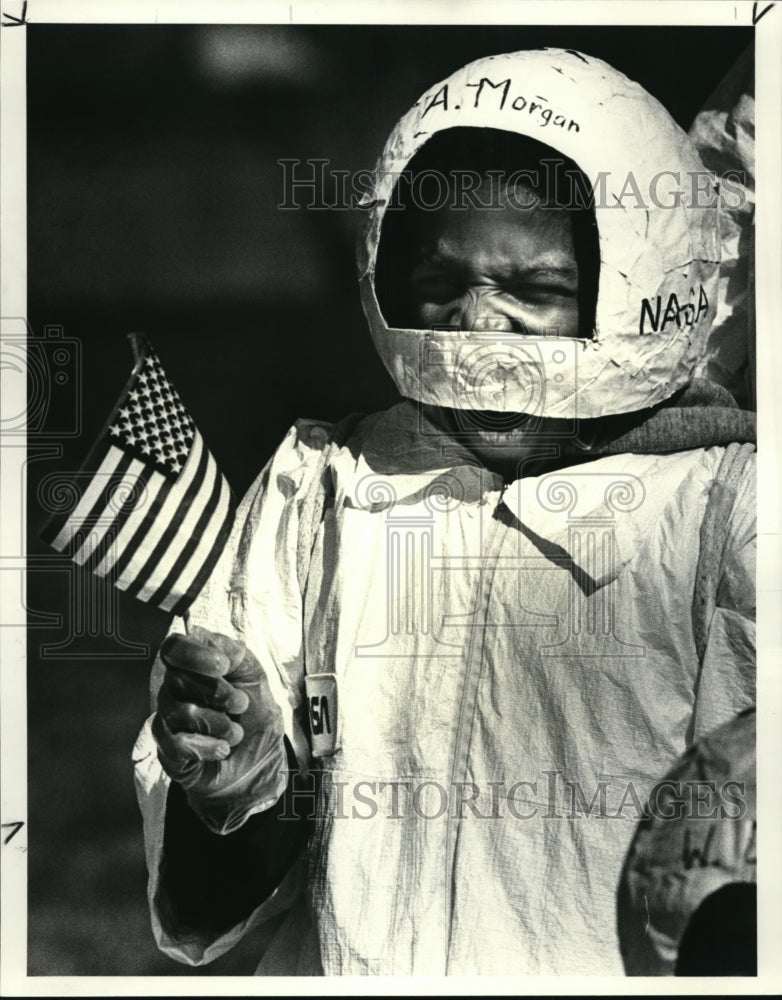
[357,49,721,419]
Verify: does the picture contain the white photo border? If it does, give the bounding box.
[1,1,780,995]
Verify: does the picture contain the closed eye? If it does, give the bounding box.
[410,271,461,303]
[509,281,578,305]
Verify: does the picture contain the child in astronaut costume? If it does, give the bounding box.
[134,50,756,975]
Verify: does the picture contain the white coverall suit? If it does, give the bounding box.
[134,50,756,975]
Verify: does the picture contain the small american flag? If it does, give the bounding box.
[42,335,235,617]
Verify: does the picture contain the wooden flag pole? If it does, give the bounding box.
[128,331,146,366]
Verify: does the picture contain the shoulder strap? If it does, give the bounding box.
[691,441,755,664]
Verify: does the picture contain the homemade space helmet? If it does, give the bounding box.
[617,708,756,976]
[357,49,721,419]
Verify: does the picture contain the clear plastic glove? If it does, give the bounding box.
[152,625,288,835]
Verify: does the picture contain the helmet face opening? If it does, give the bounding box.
[359,50,720,419]
[374,126,601,343]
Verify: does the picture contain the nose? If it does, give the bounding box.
[453,288,517,333]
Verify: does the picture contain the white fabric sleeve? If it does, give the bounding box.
[692,452,756,741]
[689,45,755,409]
[133,419,334,965]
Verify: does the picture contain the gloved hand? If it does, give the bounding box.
[151,625,288,835]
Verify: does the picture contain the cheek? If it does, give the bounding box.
[541,299,580,339]
[406,294,580,337]
[413,301,450,328]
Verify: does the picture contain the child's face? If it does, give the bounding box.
[407,184,580,339]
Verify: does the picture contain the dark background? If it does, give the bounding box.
[26,23,752,975]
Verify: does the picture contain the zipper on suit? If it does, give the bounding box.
[442,484,509,972]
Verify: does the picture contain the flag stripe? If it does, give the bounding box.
[47,445,125,551]
[93,468,166,578]
[115,433,206,593]
[148,459,228,609]
[168,485,235,617]
[72,458,146,567]
[71,523,127,585]
[132,445,218,603]
[109,470,175,583]
[69,449,135,554]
